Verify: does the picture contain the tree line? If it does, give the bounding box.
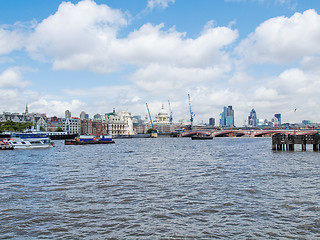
[0,120,34,133]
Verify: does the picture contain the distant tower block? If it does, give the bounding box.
[65,110,71,119]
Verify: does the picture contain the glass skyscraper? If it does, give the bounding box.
[248,109,258,127]
[220,106,234,127]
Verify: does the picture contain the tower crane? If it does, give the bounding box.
[168,100,173,125]
[188,94,195,130]
[145,103,154,130]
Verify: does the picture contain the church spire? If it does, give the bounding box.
[25,103,28,115]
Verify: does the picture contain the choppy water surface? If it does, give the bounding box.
[1,137,319,239]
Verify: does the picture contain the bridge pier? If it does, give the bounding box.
[272,133,320,152]
[289,144,294,151]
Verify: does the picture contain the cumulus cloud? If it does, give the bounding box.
[27,0,128,73]
[147,0,175,10]
[0,67,30,88]
[236,9,320,64]
[112,22,237,70]
[25,0,237,74]
[131,63,230,95]
[0,27,23,55]
[30,98,84,116]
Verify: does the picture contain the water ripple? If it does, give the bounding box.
[0,138,319,239]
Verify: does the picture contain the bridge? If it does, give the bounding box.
[180,131,211,137]
[179,129,320,137]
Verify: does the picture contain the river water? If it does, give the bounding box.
[0,137,319,239]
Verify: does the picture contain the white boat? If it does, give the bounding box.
[8,138,54,149]
[8,133,54,149]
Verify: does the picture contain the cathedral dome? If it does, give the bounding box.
[154,104,170,124]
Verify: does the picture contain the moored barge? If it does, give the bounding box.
[65,135,115,145]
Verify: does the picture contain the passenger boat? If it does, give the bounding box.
[191,134,213,140]
[0,140,14,150]
[65,135,115,145]
[8,133,54,149]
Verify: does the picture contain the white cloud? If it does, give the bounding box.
[25,0,237,73]
[131,63,230,95]
[236,9,320,64]
[30,98,84,116]
[147,0,175,10]
[0,67,30,88]
[27,0,128,73]
[0,27,23,55]
[112,22,237,69]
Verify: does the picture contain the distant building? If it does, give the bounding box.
[220,106,234,127]
[33,114,48,131]
[81,119,93,135]
[117,111,134,135]
[0,112,31,122]
[133,125,146,134]
[248,109,258,127]
[271,117,279,126]
[209,117,215,126]
[103,109,134,136]
[65,110,71,119]
[47,117,63,132]
[81,119,108,136]
[302,120,311,126]
[80,111,86,120]
[144,104,175,133]
[153,104,170,125]
[94,113,102,121]
[274,114,281,126]
[62,118,80,134]
[133,115,144,125]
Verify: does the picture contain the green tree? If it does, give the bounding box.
[55,127,64,132]
[0,120,33,132]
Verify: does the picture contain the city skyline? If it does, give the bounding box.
[2,104,314,128]
[1,0,320,126]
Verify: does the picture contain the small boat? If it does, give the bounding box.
[191,134,213,140]
[65,135,115,145]
[0,140,14,150]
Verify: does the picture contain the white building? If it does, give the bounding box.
[153,104,170,124]
[104,110,134,136]
[117,111,134,135]
[62,118,81,134]
[144,104,175,133]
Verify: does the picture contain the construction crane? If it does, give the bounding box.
[168,100,173,125]
[188,94,195,130]
[145,103,154,130]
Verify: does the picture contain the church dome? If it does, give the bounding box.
[154,104,170,124]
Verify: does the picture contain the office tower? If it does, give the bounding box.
[209,117,215,126]
[220,106,234,127]
[248,109,258,127]
[65,110,71,119]
[274,114,281,125]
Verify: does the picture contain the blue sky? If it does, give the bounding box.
[1,0,320,125]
